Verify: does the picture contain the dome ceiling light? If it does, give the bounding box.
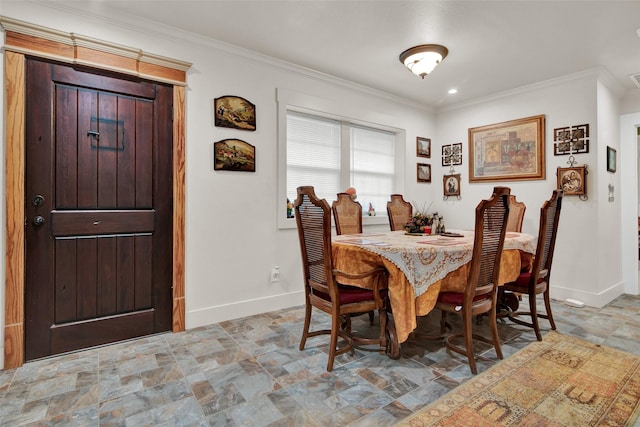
[399,44,448,79]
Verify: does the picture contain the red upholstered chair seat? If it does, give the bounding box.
[437,292,490,308]
[504,272,546,294]
[315,286,388,305]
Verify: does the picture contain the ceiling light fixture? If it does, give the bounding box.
[399,44,448,79]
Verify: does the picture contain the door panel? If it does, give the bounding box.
[25,58,173,361]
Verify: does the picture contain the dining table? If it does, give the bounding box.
[332,229,536,353]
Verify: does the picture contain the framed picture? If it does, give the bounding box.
[553,124,589,155]
[417,163,431,183]
[557,166,586,196]
[468,114,545,182]
[214,139,256,172]
[416,137,431,158]
[607,146,617,173]
[443,174,461,197]
[214,95,256,131]
[442,143,462,166]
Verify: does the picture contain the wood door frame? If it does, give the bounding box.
[2,17,191,369]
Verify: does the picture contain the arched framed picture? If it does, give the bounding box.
[214,95,256,131]
[214,139,255,172]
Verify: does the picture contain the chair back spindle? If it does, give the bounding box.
[295,187,333,295]
[470,187,510,300]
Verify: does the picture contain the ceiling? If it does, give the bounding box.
[40,1,640,109]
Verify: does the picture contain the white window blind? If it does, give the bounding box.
[350,125,395,215]
[286,111,341,202]
[286,111,395,216]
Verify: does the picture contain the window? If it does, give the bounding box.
[276,88,405,229]
[286,110,396,220]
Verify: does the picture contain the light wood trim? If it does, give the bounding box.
[4,51,25,369]
[172,86,186,333]
[1,16,191,86]
[2,25,189,369]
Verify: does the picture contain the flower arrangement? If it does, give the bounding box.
[404,212,433,233]
[404,201,434,233]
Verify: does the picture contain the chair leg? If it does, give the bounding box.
[529,292,542,341]
[489,305,503,360]
[440,310,447,334]
[378,308,388,354]
[327,312,341,372]
[462,312,477,375]
[368,310,375,325]
[299,302,312,351]
[543,289,556,331]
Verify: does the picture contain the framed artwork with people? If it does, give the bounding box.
[443,174,461,197]
[468,114,545,182]
[557,166,586,196]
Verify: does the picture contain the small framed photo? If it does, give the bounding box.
[557,166,586,196]
[443,174,461,197]
[416,137,431,158]
[417,163,431,183]
[607,146,617,173]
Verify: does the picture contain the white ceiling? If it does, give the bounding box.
[41,1,640,109]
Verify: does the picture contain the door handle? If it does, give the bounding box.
[33,216,45,226]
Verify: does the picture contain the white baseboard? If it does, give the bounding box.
[551,281,625,308]
[186,291,305,329]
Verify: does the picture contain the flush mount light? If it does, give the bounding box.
[448,88,458,94]
[399,44,448,79]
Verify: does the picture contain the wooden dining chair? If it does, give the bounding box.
[332,192,363,235]
[435,186,510,374]
[332,192,376,324]
[386,194,412,231]
[294,186,389,371]
[500,190,563,341]
[506,194,526,232]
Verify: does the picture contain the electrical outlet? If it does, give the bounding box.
[270,266,280,283]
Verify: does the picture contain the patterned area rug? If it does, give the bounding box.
[396,332,640,426]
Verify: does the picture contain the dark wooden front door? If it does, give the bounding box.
[24,58,174,361]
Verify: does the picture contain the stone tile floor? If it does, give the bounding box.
[1,294,639,426]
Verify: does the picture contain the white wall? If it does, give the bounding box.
[435,72,626,306]
[621,113,640,296]
[596,81,624,302]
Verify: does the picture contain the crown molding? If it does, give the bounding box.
[0,15,192,85]
[438,67,623,114]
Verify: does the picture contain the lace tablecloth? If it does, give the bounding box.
[334,230,535,297]
[332,230,536,343]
